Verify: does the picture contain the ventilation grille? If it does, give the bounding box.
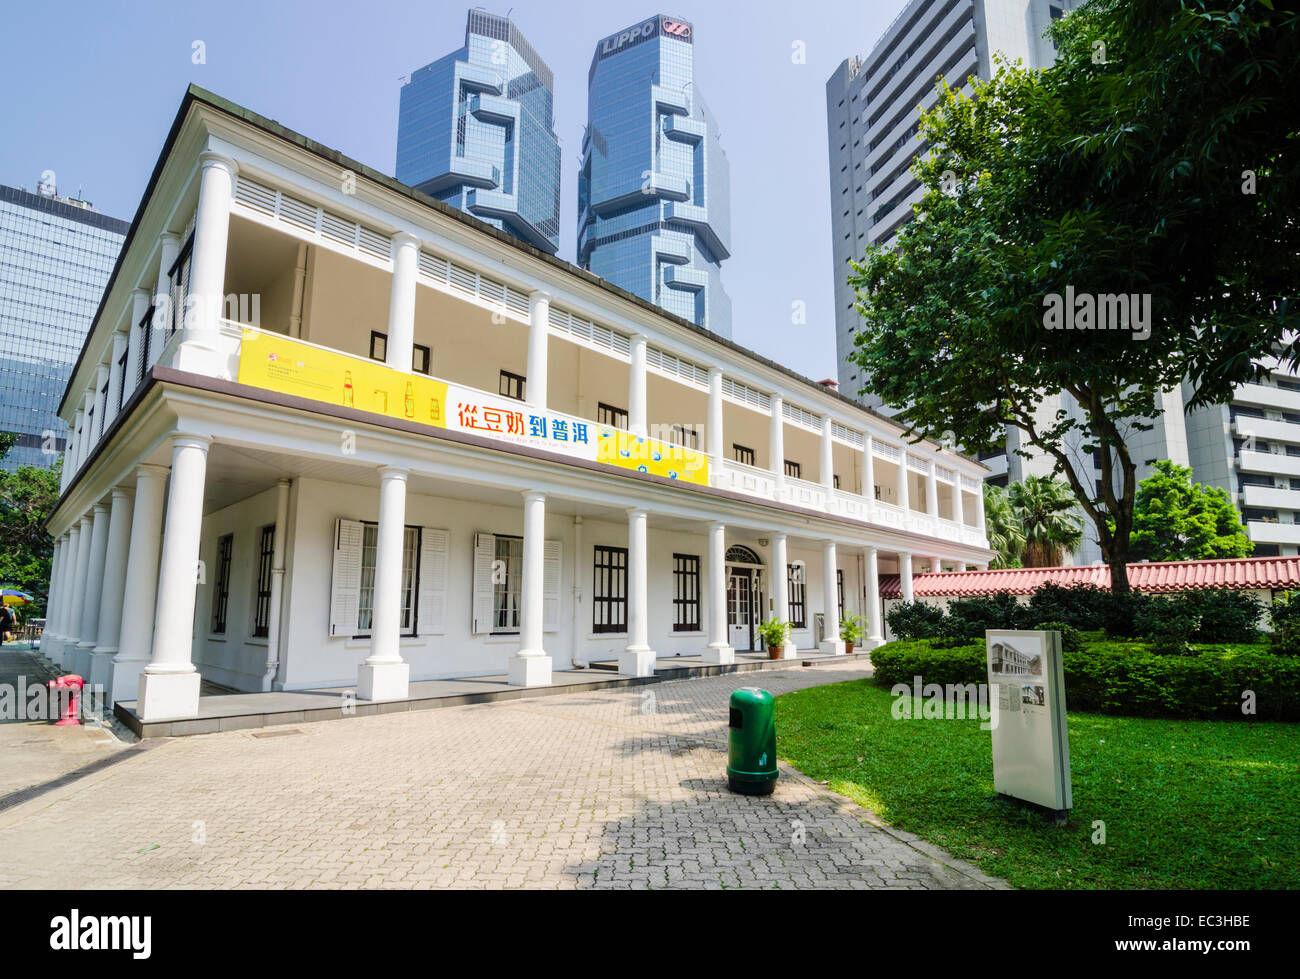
[935,465,956,484]
[873,441,901,462]
[832,422,864,448]
[417,251,530,321]
[783,402,822,429]
[907,452,930,472]
[720,378,771,411]
[960,474,981,492]
[234,176,392,264]
[646,346,709,388]
[548,306,632,357]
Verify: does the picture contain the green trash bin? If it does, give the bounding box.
[727,687,778,795]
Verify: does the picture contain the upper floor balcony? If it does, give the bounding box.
[54,92,991,557]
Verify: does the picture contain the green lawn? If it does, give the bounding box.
[775,680,1300,889]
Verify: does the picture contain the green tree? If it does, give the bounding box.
[1129,460,1252,561]
[1009,477,1083,567]
[0,435,61,618]
[983,484,1025,569]
[846,0,1298,595]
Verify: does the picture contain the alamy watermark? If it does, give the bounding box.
[1042,286,1151,341]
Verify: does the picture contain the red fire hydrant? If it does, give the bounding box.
[48,675,83,726]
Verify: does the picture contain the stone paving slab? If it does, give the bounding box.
[0,660,1005,890]
[0,645,125,799]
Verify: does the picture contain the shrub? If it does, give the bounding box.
[869,638,1300,720]
[1033,620,1083,653]
[1269,592,1300,656]
[943,591,1022,640]
[1134,599,1197,656]
[870,640,985,688]
[1181,589,1263,644]
[1025,582,1112,630]
[886,600,948,640]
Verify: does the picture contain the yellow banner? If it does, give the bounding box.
[238,329,448,427]
[236,328,708,486]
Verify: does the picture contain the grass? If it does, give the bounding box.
[775,680,1300,889]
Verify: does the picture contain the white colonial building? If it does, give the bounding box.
[39,86,991,723]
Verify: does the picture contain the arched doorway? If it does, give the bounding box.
[725,545,765,652]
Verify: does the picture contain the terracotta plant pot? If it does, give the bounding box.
[768,646,781,660]
[845,641,855,656]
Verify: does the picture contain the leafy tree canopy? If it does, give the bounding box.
[1129,460,1253,562]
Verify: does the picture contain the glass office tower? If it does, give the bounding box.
[0,184,128,472]
[397,10,562,254]
[579,15,732,338]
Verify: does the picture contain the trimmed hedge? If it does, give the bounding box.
[870,639,1300,721]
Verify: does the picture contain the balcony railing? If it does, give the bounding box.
[147,321,991,549]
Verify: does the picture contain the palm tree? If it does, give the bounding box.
[982,484,1025,570]
[1009,476,1083,567]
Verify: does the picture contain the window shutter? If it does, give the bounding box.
[418,528,449,635]
[543,538,562,633]
[471,532,496,634]
[329,518,363,637]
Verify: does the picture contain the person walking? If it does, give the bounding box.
[0,604,13,645]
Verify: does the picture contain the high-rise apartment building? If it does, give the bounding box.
[397,10,562,254]
[0,181,128,471]
[578,15,732,338]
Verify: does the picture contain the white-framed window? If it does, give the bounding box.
[329,520,449,638]
[471,532,561,635]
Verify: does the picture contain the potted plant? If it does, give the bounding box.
[839,614,866,655]
[757,617,792,660]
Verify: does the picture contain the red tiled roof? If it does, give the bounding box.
[877,556,1300,600]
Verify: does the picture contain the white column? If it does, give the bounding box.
[865,546,884,647]
[105,329,128,427]
[954,478,966,525]
[703,521,734,664]
[64,516,93,666]
[151,233,180,370]
[819,540,845,655]
[127,287,150,394]
[173,152,236,374]
[899,551,914,602]
[861,435,875,500]
[262,478,292,691]
[930,556,943,574]
[110,465,168,706]
[91,488,133,687]
[42,536,65,653]
[357,466,412,702]
[707,367,724,467]
[628,334,648,437]
[769,533,794,658]
[74,501,111,679]
[92,364,109,441]
[820,415,835,489]
[70,409,85,474]
[525,291,550,410]
[509,490,553,686]
[53,526,82,666]
[619,507,657,675]
[896,447,910,511]
[976,485,987,532]
[927,461,940,519]
[770,396,785,487]
[138,435,210,721]
[385,232,420,372]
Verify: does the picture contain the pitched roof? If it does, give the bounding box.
[878,556,1300,599]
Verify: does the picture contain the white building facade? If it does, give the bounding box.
[39,86,991,724]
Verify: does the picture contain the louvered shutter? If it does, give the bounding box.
[543,539,562,633]
[418,528,449,635]
[471,533,496,634]
[329,518,363,637]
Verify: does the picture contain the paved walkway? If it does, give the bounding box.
[0,645,125,799]
[0,660,1005,889]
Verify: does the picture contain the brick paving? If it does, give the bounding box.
[0,660,1006,889]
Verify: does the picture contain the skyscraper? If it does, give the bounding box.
[397,10,562,254]
[579,15,732,338]
[0,181,128,472]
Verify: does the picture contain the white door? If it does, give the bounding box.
[728,570,751,650]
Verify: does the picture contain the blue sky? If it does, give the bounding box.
[0,0,907,381]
